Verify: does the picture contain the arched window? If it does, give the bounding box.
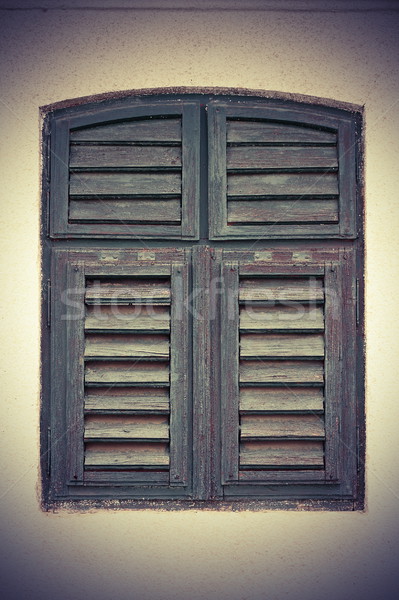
[42,91,364,510]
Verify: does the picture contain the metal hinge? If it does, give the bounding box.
[46,279,51,327]
[355,278,360,327]
[47,427,51,476]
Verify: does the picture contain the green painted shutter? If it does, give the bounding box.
[220,250,357,498]
[50,249,191,497]
[50,100,200,239]
[208,100,356,240]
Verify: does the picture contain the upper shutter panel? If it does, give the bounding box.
[49,101,200,239]
[208,101,357,239]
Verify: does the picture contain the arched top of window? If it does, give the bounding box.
[44,91,362,240]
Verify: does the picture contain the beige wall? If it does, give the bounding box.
[0,2,398,598]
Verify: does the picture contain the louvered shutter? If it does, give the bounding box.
[220,250,357,497]
[208,100,356,239]
[50,249,190,496]
[43,92,363,509]
[49,100,200,239]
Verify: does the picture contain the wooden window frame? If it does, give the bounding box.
[41,91,364,510]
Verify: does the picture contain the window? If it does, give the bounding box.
[41,92,364,510]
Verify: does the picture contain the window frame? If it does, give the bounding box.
[41,91,364,511]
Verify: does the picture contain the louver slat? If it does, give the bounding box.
[227,146,338,170]
[69,172,181,196]
[85,443,170,469]
[85,305,170,332]
[69,199,181,224]
[85,388,170,414]
[228,173,338,197]
[70,145,182,168]
[226,121,336,144]
[70,118,182,142]
[240,441,324,469]
[240,305,324,331]
[228,199,339,224]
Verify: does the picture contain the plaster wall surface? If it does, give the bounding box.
[0,2,398,599]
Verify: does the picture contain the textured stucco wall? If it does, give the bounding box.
[0,2,398,599]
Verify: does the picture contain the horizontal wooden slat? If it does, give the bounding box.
[227,121,336,144]
[239,440,324,468]
[70,172,181,196]
[240,333,324,358]
[240,305,324,331]
[85,387,170,413]
[227,145,338,169]
[240,414,325,440]
[85,305,170,332]
[228,173,338,197]
[70,145,182,168]
[239,360,324,384]
[85,278,171,304]
[240,387,324,413]
[85,334,169,359]
[85,415,169,442]
[239,277,324,302]
[70,118,181,142]
[228,199,339,223]
[85,442,169,468]
[85,360,169,385]
[70,199,181,223]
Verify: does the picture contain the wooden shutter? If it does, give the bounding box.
[208,100,356,239]
[49,100,200,239]
[220,250,357,497]
[50,249,190,497]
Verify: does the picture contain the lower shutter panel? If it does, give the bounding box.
[61,253,190,492]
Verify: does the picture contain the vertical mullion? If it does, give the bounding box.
[181,102,200,239]
[192,245,212,499]
[169,258,190,486]
[324,263,342,482]
[66,261,85,483]
[208,103,227,239]
[220,259,240,484]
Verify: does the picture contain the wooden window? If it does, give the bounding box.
[42,93,364,509]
